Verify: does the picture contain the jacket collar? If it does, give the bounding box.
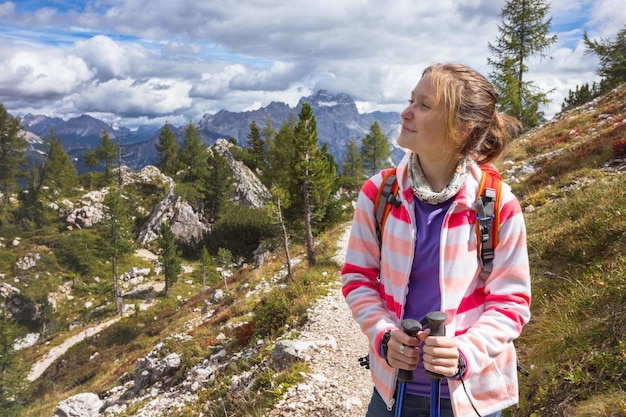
[395,150,482,209]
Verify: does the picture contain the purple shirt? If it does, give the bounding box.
[404,197,454,398]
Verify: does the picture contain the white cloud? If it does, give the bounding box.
[0,49,93,99]
[0,0,623,127]
[587,0,626,38]
[72,77,193,117]
[229,61,307,91]
[0,1,16,18]
[73,35,132,80]
[190,65,248,99]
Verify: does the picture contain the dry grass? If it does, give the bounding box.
[500,84,626,417]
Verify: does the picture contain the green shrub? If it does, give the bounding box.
[99,318,141,346]
[207,205,278,258]
[254,289,291,338]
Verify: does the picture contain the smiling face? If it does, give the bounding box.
[397,73,456,164]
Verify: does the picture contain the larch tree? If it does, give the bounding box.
[83,147,101,188]
[197,246,212,290]
[584,25,626,90]
[159,222,182,296]
[18,130,78,226]
[361,121,392,177]
[39,130,78,195]
[262,115,275,149]
[99,190,136,314]
[155,122,180,177]
[84,147,100,171]
[488,0,557,128]
[291,102,337,266]
[95,129,119,179]
[0,307,27,415]
[265,115,296,189]
[176,121,210,212]
[314,142,339,220]
[17,164,43,226]
[293,103,318,265]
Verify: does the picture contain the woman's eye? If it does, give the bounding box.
[408,99,415,104]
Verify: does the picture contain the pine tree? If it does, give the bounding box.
[0,104,27,219]
[488,0,557,128]
[584,26,626,90]
[361,121,392,177]
[204,150,234,223]
[155,122,180,177]
[562,82,600,109]
[95,129,118,178]
[178,121,209,182]
[159,223,182,296]
[246,120,266,170]
[341,138,365,197]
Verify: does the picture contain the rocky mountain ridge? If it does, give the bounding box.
[17,90,402,174]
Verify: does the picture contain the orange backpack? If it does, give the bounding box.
[374,165,502,273]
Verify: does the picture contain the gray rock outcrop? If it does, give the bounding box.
[65,188,109,229]
[134,352,182,392]
[137,191,208,246]
[212,138,270,208]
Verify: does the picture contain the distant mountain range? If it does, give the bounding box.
[18,90,403,174]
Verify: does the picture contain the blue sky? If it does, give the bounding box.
[0,0,624,129]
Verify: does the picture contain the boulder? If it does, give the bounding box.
[16,252,41,270]
[52,392,103,417]
[271,338,337,371]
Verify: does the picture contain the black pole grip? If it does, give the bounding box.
[397,318,422,382]
[425,311,448,380]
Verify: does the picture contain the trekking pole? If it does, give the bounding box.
[395,318,422,417]
[425,311,448,417]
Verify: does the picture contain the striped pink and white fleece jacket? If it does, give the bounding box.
[341,152,531,417]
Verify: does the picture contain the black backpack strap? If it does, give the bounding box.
[375,172,399,246]
[475,187,496,279]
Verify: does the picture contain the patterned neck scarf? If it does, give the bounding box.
[407,152,470,204]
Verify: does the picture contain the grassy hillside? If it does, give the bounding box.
[8,220,347,417]
[500,84,626,416]
[3,85,625,417]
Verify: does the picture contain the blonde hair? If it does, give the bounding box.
[422,63,523,163]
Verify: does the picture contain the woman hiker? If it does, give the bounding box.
[342,63,531,417]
